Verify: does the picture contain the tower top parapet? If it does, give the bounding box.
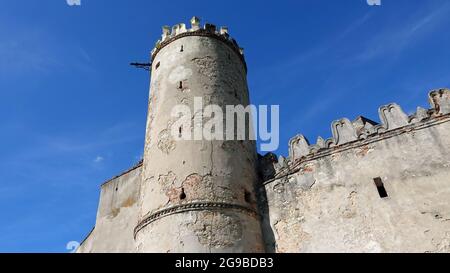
[151,16,245,67]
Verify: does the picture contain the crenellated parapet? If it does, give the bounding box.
[263,89,450,180]
[151,16,245,69]
[429,88,450,115]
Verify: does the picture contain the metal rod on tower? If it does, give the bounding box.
[130,62,152,71]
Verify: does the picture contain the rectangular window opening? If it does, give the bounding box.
[373,177,388,198]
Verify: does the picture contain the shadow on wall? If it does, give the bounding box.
[257,153,277,253]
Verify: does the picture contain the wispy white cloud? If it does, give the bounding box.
[0,29,58,75]
[250,11,374,102]
[93,156,104,163]
[8,121,141,162]
[66,0,81,6]
[0,24,95,80]
[354,3,450,63]
[252,2,450,99]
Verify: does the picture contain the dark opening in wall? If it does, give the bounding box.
[374,177,388,198]
[180,45,184,52]
[178,126,182,138]
[180,188,186,200]
[179,81,183,89]
[244,190,251,203]
[155,62,160,70]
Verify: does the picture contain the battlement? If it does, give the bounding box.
[151,16,244,63]
[260,88,450,180]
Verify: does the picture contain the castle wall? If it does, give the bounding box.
[77,164,141,253]
[261,90,450,253]
[75,16,450,253]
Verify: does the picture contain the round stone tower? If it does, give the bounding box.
[134,17,265,252]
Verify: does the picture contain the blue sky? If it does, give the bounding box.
[1,0,449,252]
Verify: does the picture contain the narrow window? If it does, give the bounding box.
[244,190,251,203]
[155,62,160,70]
[179,81,183,89]
[178,126,182,138]
[180,45,184,52]
[180,188,186,200]
[373,177,388,198]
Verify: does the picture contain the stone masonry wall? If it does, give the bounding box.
[260,89,450,253]
[77,163,142,253]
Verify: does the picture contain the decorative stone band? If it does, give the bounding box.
[151,29,247,73]
[133,202,259,238]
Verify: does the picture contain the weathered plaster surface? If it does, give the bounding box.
[261,90,450,253]
[77,164,141,253]
[135,22,264,252]
[77,16,450,253]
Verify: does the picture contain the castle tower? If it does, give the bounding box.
[134,17,265,252]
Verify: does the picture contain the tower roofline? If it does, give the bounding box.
[151,16,247,72]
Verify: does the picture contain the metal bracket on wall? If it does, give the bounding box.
[130,62,152,71]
